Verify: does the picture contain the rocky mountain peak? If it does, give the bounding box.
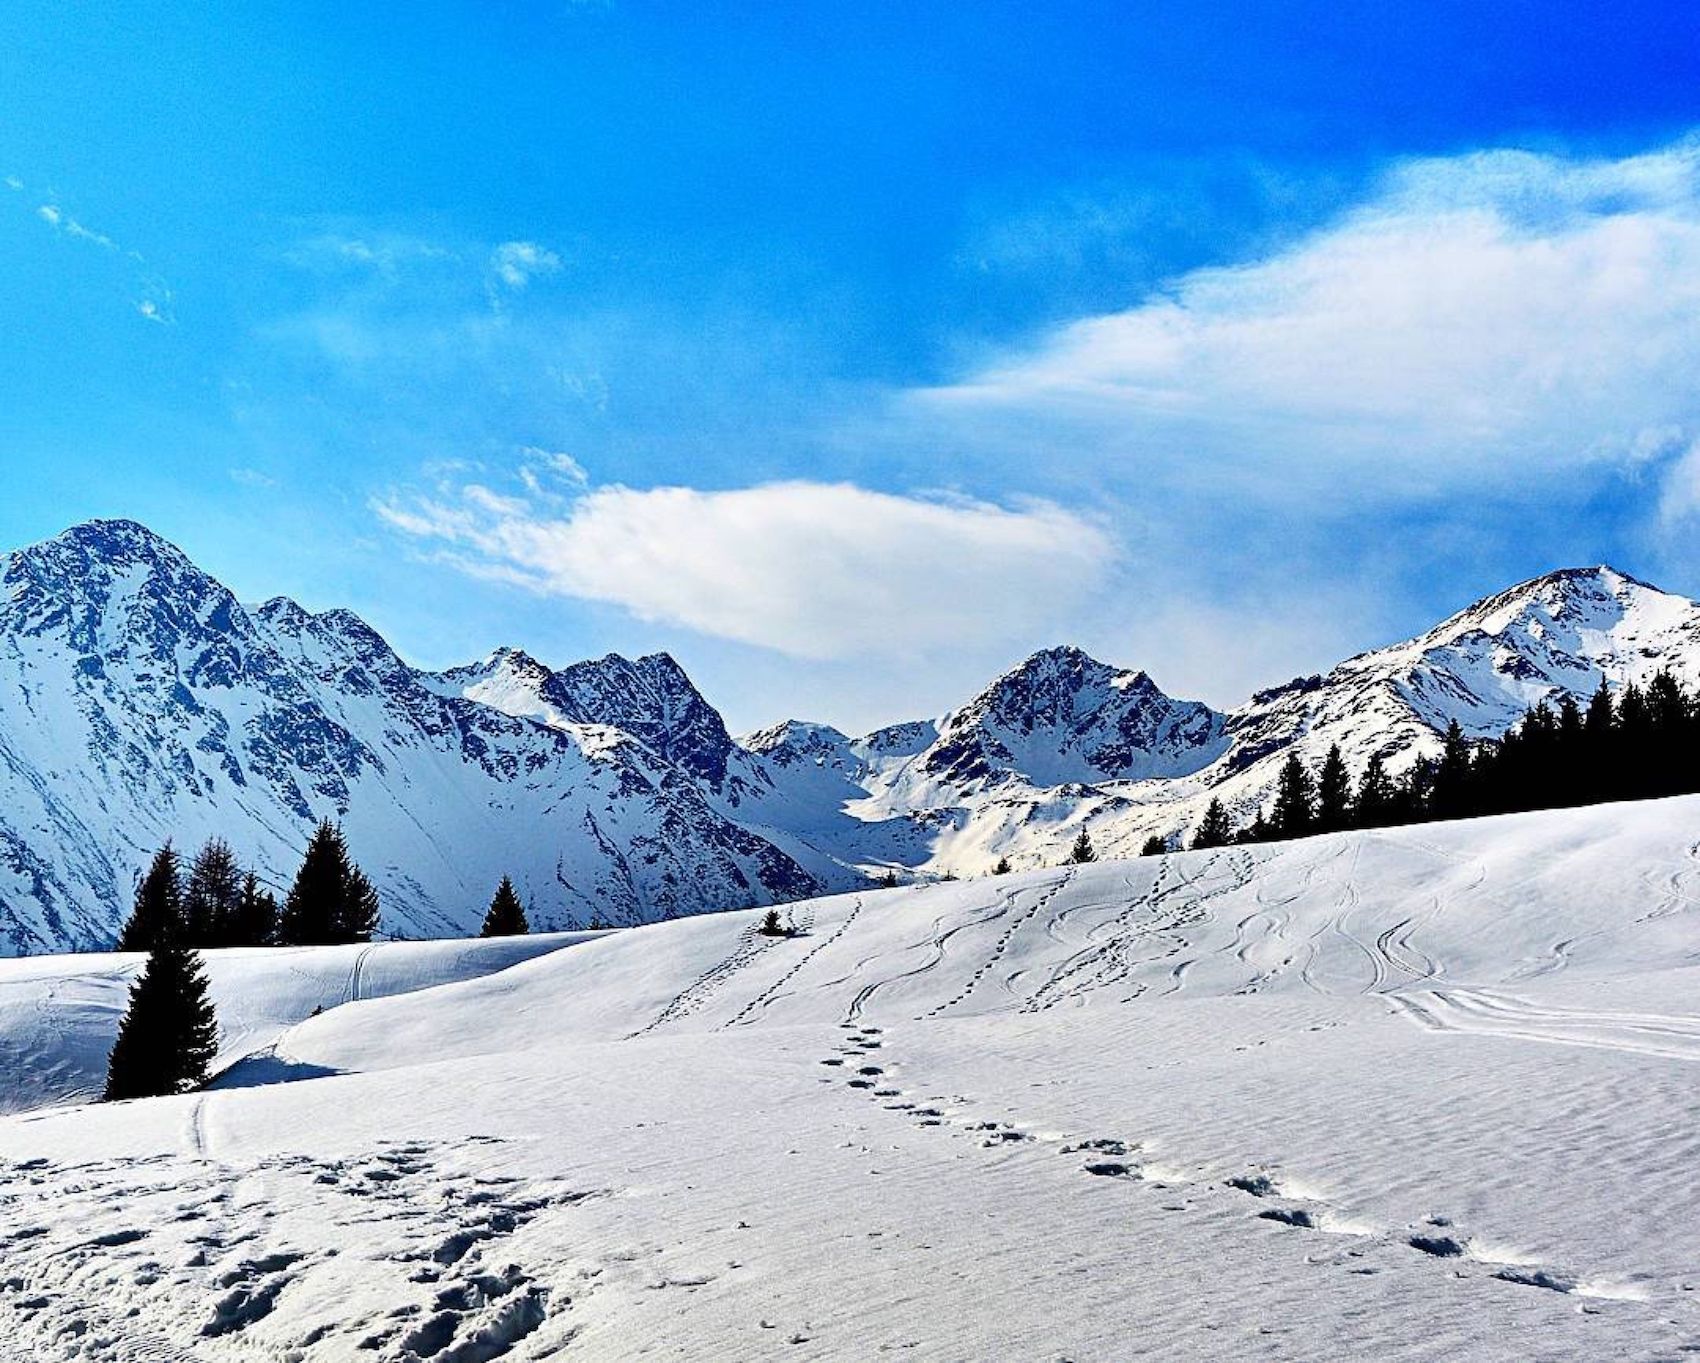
[922,646,1228,789]
[545,651,738,787]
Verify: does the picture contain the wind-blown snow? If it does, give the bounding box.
[3,796,1700,1359]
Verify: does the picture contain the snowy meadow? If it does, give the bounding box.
[3,797,1700,1359]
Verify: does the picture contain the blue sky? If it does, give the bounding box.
[5,2,1700,731]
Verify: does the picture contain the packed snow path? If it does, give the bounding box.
[4,799,1700,1359]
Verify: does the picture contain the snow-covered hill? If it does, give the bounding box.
[5,797,1700,1360]
[4,518,1698,953]
[0,931,593,1115]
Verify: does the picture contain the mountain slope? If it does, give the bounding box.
[0,521,846,952]
[753,566,1700,870]
[1202,566,1700,826]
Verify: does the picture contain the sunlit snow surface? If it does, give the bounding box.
[4,798,1700,1359]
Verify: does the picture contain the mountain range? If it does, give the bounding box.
[2,519,1695,954]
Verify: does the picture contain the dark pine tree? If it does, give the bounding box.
[1646,670,1691,796]
[103,938,218,1100]
[1583,678,1615,748]
[1314,745,1352,834]
[277,821,379,945]
[1429,719,1475,821]
[277,820,348,946]
[758,908,789,937]
[1068,828,1097,864]
[337,867,382,944]
[1236,810,1273,845]
[1191,798,1234,851]
[479,876,530,937]
[117,845,184,952]
[991,856,1012,876]
[1269,753,1316,839]
[1139,834,1168,857]
[1351,753,1398,828]
[227,872,279,947]
[1615,681,1653,800]
[182,838,243,946]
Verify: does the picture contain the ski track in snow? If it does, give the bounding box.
[627,923,781,1038]
[1388,986,1700,1061]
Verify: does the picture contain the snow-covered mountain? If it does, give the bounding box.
[751,566,1700,872]
[0,521,843,953]
[3,519,1698,953]
[1199,565,1700,830]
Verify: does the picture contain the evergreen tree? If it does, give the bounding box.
[1429,719,1475,820]
[1139,834,1168,857]
[991,856,1012,876]
[337,867,382,944]
[1351,753,1397,828]
[1236,811,1272,845]
[277,821,381,945]
[1068,828,1097,864]
[103,938,218,1100]
[277,820,348,946]
[1395,756,1437,824]
[117,845,184,952]
[1583,678,1615,745]
[479,876,530,937]
[1269,753,1315,839]
[1314,745,1351,833]
[1190,798,1234,850]
[182,838,242,946]
[758,908,789,937]
[227,872,278,947]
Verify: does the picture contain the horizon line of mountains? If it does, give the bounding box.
[3,517,1696,955]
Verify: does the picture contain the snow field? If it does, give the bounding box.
[4,797,1700,1358]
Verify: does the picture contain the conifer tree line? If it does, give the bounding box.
[1175,672,1700,851]
[116,819,380,951]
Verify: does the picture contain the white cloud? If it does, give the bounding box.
[286,232,456,277]
[36,202,117,249]
[491,240,562,289]
[517,447,589,498]
[377,479,1115,659]
[918,138,1700,504]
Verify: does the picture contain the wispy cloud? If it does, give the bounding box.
[490,240,562,289]
[18,178,171,322]
[285,231,458,278]
[376,476,1115,660]
[919,138,1700,507]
